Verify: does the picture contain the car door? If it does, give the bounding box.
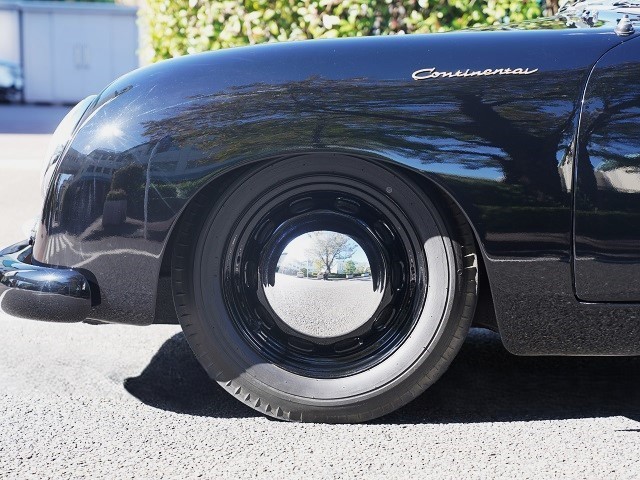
[575,36,640,301]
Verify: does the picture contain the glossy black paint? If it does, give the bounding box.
[0,241,91,322]
[575,37,640,301]
[32,8,640,354]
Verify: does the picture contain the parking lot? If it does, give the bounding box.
[0,105,639,479]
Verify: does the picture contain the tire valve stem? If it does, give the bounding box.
[385,186,393,194]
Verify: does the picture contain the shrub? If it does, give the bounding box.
[111,164,145,194]
[106,189,128,202]
[145,0,542,62]
[150,183,179,198]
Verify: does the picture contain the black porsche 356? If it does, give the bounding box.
[2,1,640,422]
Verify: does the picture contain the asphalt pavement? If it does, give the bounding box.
[0,104,639,479]
[265,273,382,337]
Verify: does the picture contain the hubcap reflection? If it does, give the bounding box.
[263,231,382,340]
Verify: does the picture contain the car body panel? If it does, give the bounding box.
[575,37,640,301]
[30,11,640,354]
[0,241,91,322]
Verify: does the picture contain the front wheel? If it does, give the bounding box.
[172,155,477,423]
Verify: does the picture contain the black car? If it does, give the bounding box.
[0,60,23,103]
[2,0,640,423]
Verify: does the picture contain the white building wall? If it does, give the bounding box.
[1,1,138,104]
[0,8,20,64]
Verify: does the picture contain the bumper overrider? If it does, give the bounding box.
[0,241,91,322]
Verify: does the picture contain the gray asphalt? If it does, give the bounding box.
[265,273,382,337]
[0,104,72,134]
[1,105,639,479]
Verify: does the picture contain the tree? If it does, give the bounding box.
[306,232,356,275]
[344,260,357,275]
[543,0,560,17]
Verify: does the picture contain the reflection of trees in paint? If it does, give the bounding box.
[139,69,578,254]
[576,58,640,242]
[140,66,580,212]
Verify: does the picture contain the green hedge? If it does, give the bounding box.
[145,0,542,62]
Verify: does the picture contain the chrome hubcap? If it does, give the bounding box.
[264,231,383,341]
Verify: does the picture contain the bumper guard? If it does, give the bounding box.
[0,241,91,322]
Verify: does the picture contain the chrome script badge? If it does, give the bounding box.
[412,67,539,80]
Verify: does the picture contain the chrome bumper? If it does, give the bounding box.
[0,241,91,322]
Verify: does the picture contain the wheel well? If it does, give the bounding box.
[152,155,498,331]
[152,164,253,324]
[407,173,498,332]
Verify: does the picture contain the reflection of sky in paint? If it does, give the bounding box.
[402,135,506,181]
[281,232,368,265]
[421,163,504,181]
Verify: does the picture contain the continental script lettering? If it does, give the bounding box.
[412,67,539,81]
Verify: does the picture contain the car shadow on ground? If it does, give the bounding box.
[124,328,640,424]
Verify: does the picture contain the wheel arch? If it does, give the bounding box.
[152,152,499,333]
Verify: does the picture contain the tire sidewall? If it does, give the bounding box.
[183,155,467,414]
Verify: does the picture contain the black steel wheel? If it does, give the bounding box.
[172,154,477,423]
